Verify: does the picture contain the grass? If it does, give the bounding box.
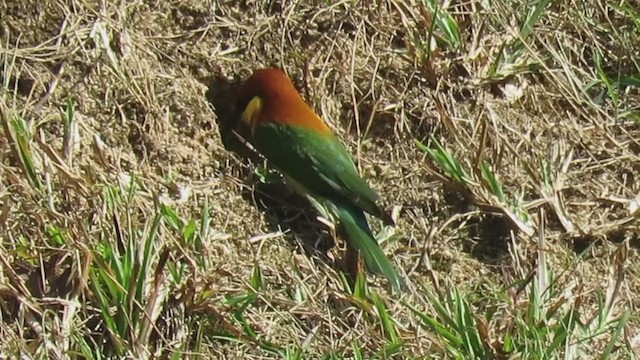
[1,0,639,358]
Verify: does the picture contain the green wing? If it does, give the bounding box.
[252,122,383,219]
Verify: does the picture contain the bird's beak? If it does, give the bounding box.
[240,96,263,136]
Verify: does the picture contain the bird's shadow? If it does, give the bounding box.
[205,73,338,269]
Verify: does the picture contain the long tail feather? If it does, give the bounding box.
[333,202,406,292]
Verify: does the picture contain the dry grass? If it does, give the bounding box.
[0,0,639,358]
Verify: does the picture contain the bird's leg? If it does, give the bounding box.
[344,241,364,283]
[335,224,365,289]
[310,199,366,288]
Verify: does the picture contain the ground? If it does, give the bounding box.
[0,0,639,359]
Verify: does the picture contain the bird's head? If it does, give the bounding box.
[235,68,332,138]
[236,68,295,132]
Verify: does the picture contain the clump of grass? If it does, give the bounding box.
[1,45,42,193]
[417,136,534,236]
[406,212,631,358]
[86,179,169,357]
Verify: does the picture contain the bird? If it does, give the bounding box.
[234,68,405,292]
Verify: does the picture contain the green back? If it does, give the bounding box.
[253,122,381,216]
